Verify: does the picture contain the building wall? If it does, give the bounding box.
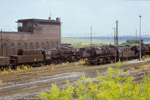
[0,23,61,56]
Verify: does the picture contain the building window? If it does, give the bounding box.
[11,43,15,55]
[46,42,49,49]
[51,42,53,48]
[3,44,7,56]
[17,23,23,27]
[35,42,39,49]
[17,43,21,50]
[41,42,44,48]
[28,22,33,27]
[24,43,27,49]
[56,42,58,48]
[30,43,33,49]
[54,42,56,47]
[35,22,40,27]
[58,41,60,47]
[11,43,14,47]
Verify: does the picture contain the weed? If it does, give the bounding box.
[35,60,150,100]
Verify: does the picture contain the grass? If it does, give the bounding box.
[62,37,150,48]
[61,37,113,48]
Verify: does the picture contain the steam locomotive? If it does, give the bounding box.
[0,44,150,69]
[0,46,78,69]
[87,44,150,65]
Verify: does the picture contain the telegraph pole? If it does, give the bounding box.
[113,28,116,62]
[0,29,3,56]
[139,15,142,61]
[115,20,119,63]
[116,20,119,46]
[136,29,137,40]
[90,26,92,46]
[113,28,116,45]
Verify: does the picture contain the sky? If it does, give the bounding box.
[0,0,150,37]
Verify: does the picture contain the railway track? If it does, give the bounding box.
[0,72,82,100]
[0,59,150,100]
[0,61,84,87]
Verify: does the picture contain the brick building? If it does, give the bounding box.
[0,17,61,56]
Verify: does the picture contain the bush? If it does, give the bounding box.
[36,60,150,100]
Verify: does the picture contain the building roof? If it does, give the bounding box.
[17,18,61,24]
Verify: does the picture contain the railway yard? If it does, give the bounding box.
[0,58,150,100]
[1,0,150,99]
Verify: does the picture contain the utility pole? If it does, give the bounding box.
[49,10,52,20]
[116,20,119,46]
[1,29,3,56]
[136,29,137,40]
[113,28,116,45]
[50,10,51,18]
[113,28,116,62]
[139,15,142,61]
[90,26,92,46]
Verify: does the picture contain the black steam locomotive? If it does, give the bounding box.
[87,44,150,65]
[0,46,78,69]
[0,44,150,69]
